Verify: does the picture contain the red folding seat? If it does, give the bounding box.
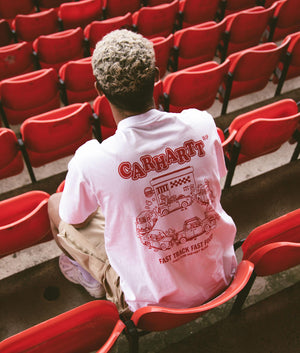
[93,80,164,141]
[264,0,278,7]
[0,190,52,258]
[219,4,277,61]
[0,0,37,24]
[145,0,174,5]
[0,20,15,47]
[100,260,253,352]
[178,0,220,28]
[162,60,230,113]
[0,301,123,353]
[58,0,103,30]
[0,42,36,81]
[218,0,257,19]
[32,27,86,72]
[219,38,290,115]
[84,12,133,54]
[132,0,179,39]
[230,209,300,313]
[172,20,226,71]
[0,128,24,180]
[59,57,98,105]
[267,0,300,41]
[0,68,60,127]
[103,0,141,18]
[151,34,174,78]
[11,8,60,43]
[274,31,300,95]
[35,0,73,12]
[20,103,98,175]
[222,99,300,188]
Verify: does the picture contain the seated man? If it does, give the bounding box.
[48,29,237,318]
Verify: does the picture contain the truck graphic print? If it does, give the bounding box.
[135,166,219,251]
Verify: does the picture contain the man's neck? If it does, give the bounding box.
[110,101,156,125]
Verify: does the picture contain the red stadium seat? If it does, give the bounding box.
[36,0,73,12]
[222,99,300,188]
[103,0,141,18]
[0,300,124,353]
[231,209,300,313]
[32,27,86,72]
[0,128,24,180]
[19,103,98,176]
[179,0,220,28]
[0,68,61,127]
[274,31,300,95]
[0,190,52,258]
[219,38,290,115]
[103,260,253,352]
[132,0,179,39]
[84,12,133,54]
[267,0,300,41]
[0,42,36,81]
[12,8,60,43]
[173,19,226,71]
[218,0,257,19]
[59,57,98,105]
[163,60,230,113]
[0,20,15,47]
[219,4,277,61]
[58,0,103,30]
[0,0,36,23]
[151,34,174,78]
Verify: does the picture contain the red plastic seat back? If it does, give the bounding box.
[58,0,103,30]
[0,300,121,352]
[0,191,52,258]
[131,260,253,331]
[235,113,300,162]
[33,27,85,72]
[163,60,230,112]
[0,0,36,22]
[20,103,94,167]
[223,0,257,16]
[284,31,300,80]
[229,98,298,133]
[247,241,300,276]
[273,0,300,41]
[0,128,24,180]
[59,57,98,104]
[93,95,117,141]
[105,0,141,18]
[151,34,174,78]
[84,13,133,53]
[174,20,226,70]
[180,0,220,28]
[225,5,277,56]
[38,0,73,11]
[0,19,14,47]
[13,8,60,43]
[0,42,35,81]
[242,208,300,259]
[0,68,60,125]
[133,0,179,39]
[227,39,290,99]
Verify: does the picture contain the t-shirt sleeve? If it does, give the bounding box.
[59,155,98,225]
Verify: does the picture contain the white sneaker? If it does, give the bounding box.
[59,254,105,298]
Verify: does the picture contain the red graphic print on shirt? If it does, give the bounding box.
[135,166,220,257]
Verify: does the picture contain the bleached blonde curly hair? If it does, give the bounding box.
[92,29,156,112]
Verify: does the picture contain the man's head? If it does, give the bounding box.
[92,29,157,114]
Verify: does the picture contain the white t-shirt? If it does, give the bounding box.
[59,108,237,311]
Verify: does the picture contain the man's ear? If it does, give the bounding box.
[94,81,104,96]
[155,67,160,82]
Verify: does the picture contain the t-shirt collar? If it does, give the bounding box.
[117,109,161,129]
